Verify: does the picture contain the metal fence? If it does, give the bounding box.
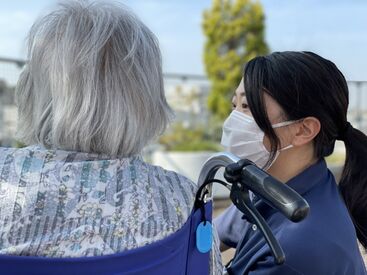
[0,56,366,146]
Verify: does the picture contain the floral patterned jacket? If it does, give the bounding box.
[0,145,222,274]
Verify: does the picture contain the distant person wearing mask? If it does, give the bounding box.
[215,51,367,274]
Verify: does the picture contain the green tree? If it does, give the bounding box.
[203,0,269,119]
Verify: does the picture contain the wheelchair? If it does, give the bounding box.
[0,152,309,275]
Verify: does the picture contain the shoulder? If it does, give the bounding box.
[275,221,361,274]
[129,159,198,233]
[142,160,197,198]
[0,146,18,157]
[130,159,198,212]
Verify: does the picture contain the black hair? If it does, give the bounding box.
[243,51,367,248]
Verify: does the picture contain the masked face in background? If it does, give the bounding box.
[221,78,301,170]
[221,110,297,170]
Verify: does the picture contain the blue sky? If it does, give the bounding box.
[1,0,366,80]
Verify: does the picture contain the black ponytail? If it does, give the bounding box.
[244,51,367,248]
[339,124,367,248]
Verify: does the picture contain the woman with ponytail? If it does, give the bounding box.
[215,51,367,274]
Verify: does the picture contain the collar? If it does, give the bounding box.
[254,159,328,218]
[27,144,144,162]
[285,159,328,196]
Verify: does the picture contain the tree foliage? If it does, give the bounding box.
[159,123,220,151]
[203,0,269,119]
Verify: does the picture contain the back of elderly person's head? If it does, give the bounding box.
[16,0,172,157]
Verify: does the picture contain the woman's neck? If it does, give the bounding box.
[267,146,318,183]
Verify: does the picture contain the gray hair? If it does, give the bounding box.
[16,0,173,157]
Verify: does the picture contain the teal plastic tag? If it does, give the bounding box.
[196,221,212,253]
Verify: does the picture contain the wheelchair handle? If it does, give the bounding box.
[197,152,309,222]
[197,152,310,265]
[240,164,309,222]
[197,152,241,191]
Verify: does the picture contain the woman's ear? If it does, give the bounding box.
[292,117,321,146]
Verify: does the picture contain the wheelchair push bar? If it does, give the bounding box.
[196,152,310,265]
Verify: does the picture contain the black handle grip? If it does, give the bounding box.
[241,165,309,222]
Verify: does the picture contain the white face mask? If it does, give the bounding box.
[221,110,297,170]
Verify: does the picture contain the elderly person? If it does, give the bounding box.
[0,1,222,273]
